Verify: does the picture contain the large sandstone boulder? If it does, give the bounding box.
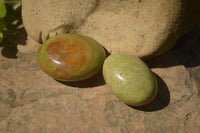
[22,0,200,58]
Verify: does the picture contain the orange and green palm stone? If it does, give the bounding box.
[37,34,106,82]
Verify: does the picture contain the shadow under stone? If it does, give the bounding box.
[130,73,170,112]
[56,72,106,88]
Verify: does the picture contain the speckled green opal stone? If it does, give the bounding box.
[37,34,106,82]
[103,53,158,106]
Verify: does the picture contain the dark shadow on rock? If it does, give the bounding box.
[1,43,18,58]
[104,46,111,57]
[130,73,170,112]
[56,72,105,88]
[0,28,27,59]
[146,22,200,68]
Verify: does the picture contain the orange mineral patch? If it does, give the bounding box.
[44,37,93,79]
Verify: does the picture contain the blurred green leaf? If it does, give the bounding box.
[0,31,3,42]
[0,0,6,18]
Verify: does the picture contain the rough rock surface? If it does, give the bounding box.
[0,22,200,132]
[22,0,186,58]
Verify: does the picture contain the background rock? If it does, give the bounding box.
[0,22,200,132]
[22,0,187,58]
[22,0,98,42]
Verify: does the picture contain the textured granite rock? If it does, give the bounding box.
[0,23,200,132]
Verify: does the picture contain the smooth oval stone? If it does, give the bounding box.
[103,53,158,106]
[37,33,106,82]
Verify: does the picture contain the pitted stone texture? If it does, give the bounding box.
[22,0,186,58]
[22,0,98,42]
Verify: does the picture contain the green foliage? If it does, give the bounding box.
[0,0,21,43]
[0,0,6,42]
[0,31,3,42]
[0,0,6,18]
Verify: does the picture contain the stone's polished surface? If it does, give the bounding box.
[103,53,158,106]
[37,34,106,82]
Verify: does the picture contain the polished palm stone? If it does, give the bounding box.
[37,33,106,82]
[103,53,158,106]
